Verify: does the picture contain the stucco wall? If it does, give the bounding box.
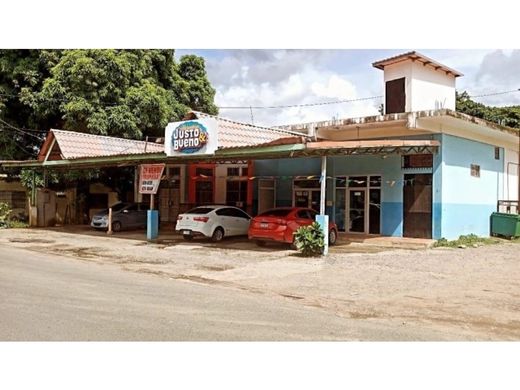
[254,158,321,209]
[439,134,503,239]
[504,148,519,201]
[410,61,456,111]
[383,61,456,112]
[254,150,438,238]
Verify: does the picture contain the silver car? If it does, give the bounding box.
[90,202,148,232]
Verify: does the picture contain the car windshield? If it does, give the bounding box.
[186,207,214,215]
[96,203,129,215]
[259,209,291,217]
[111,203,129,212]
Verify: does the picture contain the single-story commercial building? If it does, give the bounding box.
[1,51,518,239]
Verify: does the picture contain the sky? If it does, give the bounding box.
[175,49,520,128]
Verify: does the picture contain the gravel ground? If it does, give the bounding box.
[1,227,519,340]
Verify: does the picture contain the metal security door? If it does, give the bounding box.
[403,174,432,238]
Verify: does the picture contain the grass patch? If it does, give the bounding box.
[9,220,29,229]
[434,234,500,248]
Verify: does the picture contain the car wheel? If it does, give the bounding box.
[183,235,193,241]
[112,221,122,232]
[211,227,224,242]
[329,229,337,245]
[255,240,266,247]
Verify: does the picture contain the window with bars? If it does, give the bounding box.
[0,191,27,209]
[196,167,213,177]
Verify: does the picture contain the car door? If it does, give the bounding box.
[118,204,137,228]
[215,208,235,236]
[228,208,251,236]
[295,209,313,229]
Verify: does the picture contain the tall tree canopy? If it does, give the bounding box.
[456,91,520,130]
[0,49,218,160]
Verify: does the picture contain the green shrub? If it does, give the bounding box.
[294,222,325,257]
[9,220,29,228]
[434,234,499,248]
[0,202,12,228]
[0,202,28,228]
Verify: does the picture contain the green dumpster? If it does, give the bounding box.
[490,212,520,238]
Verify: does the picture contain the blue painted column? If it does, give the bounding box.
[147,210,159,241]
[318,156,329,255]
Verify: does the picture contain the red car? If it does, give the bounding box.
[248,207,338,247]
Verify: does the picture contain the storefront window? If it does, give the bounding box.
[196,167,213,177]
[369,176,381,188]
[227,167,240,177]
[294,179,320,189]
[348,176,367,187]
[336,177,347,188]
[226,180,248,209]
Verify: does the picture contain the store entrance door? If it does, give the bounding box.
[294,189,321,211]
[403,173,432,238]
[348,189,366,233]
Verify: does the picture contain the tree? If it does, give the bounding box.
[0,50,62,160]
[456,91,520,129]
[0,49,218,160]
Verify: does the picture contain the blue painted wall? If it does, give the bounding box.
[439,134,503,239]
[329,154,404,236]
[254,158,321,209]
[255,154,415,237]
[253,133,504,240]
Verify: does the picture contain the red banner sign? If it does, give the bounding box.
[139,164,165,194]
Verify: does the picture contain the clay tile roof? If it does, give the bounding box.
[190,111,309,149]
[38,129,164,161]
[372,51,463,77]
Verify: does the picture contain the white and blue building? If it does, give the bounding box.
[252,52,519,240]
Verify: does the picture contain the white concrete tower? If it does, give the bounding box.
[372,51,463,114]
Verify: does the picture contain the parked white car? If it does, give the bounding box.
[175,205,252,241]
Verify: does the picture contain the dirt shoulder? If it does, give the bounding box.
[1,227,519,340]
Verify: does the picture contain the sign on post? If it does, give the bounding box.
[139,164,165,194]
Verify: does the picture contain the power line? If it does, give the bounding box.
[468,88,520,98]
[0,118,44,140]
[219,95,384,110]
[1,87,519,114]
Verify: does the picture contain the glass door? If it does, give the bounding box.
[310,190,321,212]
[348,189,366,233]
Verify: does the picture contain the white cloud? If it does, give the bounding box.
[311,75,357,99]
[199,49,519,127]
[208,50,381,127]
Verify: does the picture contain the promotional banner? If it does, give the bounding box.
[165,118,218,156]
[139,164,165,194]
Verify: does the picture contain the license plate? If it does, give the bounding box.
[182,230,191,235]
[260,223,268,229]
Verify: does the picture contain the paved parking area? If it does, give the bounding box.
[1,226,519,340]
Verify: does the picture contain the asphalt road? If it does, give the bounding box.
[0,246,453,341]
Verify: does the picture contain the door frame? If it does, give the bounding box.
[347,187,368,234]
[402,173,433,239]
[292,178,321,209]
[335,174,382,235]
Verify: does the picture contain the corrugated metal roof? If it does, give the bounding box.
[190,111,309,149]
[372,51,463,77]
[40,129,164,161]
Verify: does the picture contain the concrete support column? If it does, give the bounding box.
[317,155,329,255]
